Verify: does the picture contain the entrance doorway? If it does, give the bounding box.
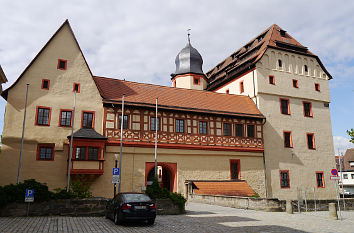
[145,162,177,192]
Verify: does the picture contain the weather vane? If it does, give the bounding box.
[187,29,191,43]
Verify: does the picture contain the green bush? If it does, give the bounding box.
[169,192,187,213]
[52,188,76,200]
[70,179,92,198]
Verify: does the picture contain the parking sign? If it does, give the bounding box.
[25,189,34,202]
[113,168,120,176]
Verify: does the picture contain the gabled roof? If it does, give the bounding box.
[68,128,107,140]
[207,24,332,91]
[1,19,93,100]
[93,76,264,119]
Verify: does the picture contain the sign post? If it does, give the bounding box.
[112,168,120,185]
[330,169,342,220]
[25,189,34,216]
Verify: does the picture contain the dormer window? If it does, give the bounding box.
[278,59,282,68]
[193,77,200,85]
[57,59,67,70]
[280,30,286,37]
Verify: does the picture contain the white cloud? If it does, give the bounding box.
[333,136,354,155]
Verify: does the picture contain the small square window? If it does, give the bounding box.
[60,110,73,127]
[343,174,348,179]
[82,111,94,128]
[193,77,200,85]
[269,76,275,85]
[36,107,51,126]
[41,79,50,90]
[37,144,55,160]
[279,30,286,37]
[292,79,298,88]
[57,59,67,70]
[73,83,80,93]
[240,81,244,93]
[315,83,320,92]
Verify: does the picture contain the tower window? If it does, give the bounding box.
[293,79,298,88]
[269,75,275,85]
[278,59,282,68]
[240,81,244,93]
[315,83,320,92]
[57,59,67,70]
[304,65,308,73]
[303,102,313,117]
[41,79,50,90]
[307,133,316,150]
[73,83,80,93]
[316,172,325,188]
[280,98,290,115]
[280,170,290,188]
[283,131,293,148]
[193,77,200,85]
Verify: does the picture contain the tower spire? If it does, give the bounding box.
[187,29,191,44]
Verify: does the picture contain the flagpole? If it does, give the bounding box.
[17,84,29,184]
[154,97,158,177]
[118,95,125,193]
[66,90,76,192]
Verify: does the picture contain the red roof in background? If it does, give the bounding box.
[93,76,264,119]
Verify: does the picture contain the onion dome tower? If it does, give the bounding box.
[171,31,208,90]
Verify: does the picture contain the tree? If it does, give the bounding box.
[347,128,354,144]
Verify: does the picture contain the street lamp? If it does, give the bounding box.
[114,154,118,196]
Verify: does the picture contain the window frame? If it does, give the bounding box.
[306,133,316,150]
[199,121,208,135]
[41,79,50,90]
[280,98,290,115]
[235,123,244,137]
[57,59,67,70]
[230,159,241,180]
[280,170,290,189]
[269,75,275,85]
[240,81,244,93]
[73,83,80,93]
[343,174,348,179]
[315,83,320,92]
[303,101,313,118]
[59,109,73,127]
[74,146,100,161]
[246,124,255,138]
[118,115,129,130]
[223,123,231,136]
[176,119,184,133]
[36,143,55,161]
[150,117,160,131]
[193,77,200,85]
[283,131,293,148]
[292,79,298,88]
[35,106,51,126]
[316,171,325,188]
[81,111,95,129]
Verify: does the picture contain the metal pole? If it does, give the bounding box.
[66,91,76,192]
[114,157,118,196]
[297,187,301,213]
[17,84,29,184]
[313,186,317,212]
[304,190,307,212]
[335,180,342,220]
[154,98,158,177]
[339,153,346,210]
[118,95,125,193]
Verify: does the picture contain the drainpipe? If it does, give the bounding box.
[261,118,268,199]
[252,69,258,107]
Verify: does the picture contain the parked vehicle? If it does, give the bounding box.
[106,192,156,225]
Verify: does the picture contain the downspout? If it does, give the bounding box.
[261,118,268,199]
[252,69,258,107]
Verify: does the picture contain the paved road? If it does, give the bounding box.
[0,202,353,232]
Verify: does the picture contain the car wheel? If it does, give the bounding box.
[114,211,122,225]
[147,219,155,225]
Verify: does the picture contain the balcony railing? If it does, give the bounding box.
[69,159,104,175]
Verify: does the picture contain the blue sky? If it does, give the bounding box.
[0,0,353,153]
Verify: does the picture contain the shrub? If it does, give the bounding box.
[169,192,187,213]
[52,188,76,200]
[70,179,92,198]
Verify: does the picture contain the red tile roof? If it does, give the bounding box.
[192,180,256,197]
[207,24,332,91]
[93,76,264,119]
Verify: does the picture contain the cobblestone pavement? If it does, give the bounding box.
[1,202,354,233]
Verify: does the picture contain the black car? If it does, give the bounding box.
[106,192,156,225]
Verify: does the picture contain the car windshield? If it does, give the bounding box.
[123,194,151,202]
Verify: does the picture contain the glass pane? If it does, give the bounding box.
[123,194,151,202]
[88,147,98,160]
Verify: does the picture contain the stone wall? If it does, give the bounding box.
[0,198,183,217]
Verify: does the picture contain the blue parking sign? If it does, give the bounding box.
[113,168,120,176]
[25,189,34,202]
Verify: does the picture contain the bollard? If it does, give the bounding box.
[328,203,338,220]
[286,200,293,214]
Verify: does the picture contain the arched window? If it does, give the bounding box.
[278,59,282,68]
[304,65,308,73]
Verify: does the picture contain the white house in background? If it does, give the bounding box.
[338,149,354,194]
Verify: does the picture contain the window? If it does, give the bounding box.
[223,123,231,136]
[351,174,354,179]
[343,174,348,179]
[118,115,129,129]
[73,83,80,93]
[57,59,67,70]
[151,117,160,131]
[225,89,229,94]
[307,133,316,150]
[303,102,313,117]
[75,147,86,160]
[41,79,50,90]
[193,77,200,85]
[176,119,184,133]
[283,131,293,148]
[315,83,320,92]
[278,59,282,68]
[37,144,55,160]
[280,170,290,188]
[240,81,244,93]
[199,121,207,135]
[230,160,240,180]
[36,107,51,126]
[82,111,94,128]
[292,79,298,88]
[269,75,275,85]
[88,147,98,160]
[247,125,255,138]
[316,172,325,188]
[280,99,290,115]
[59,110,72,127]
[279,30,286,37]
[304,65,308,73]
[236,124,244,137]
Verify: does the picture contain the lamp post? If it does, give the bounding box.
[114,153,118,196]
